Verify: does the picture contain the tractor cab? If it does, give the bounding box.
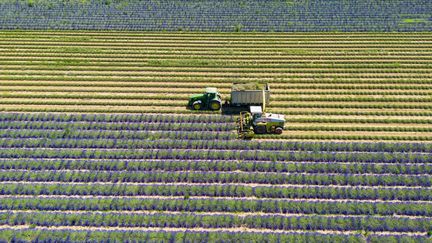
[250,106,263,121]
[204,87,218,103]
[188,87,222,111]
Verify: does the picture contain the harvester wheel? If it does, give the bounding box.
[255,125,267,134]
[275,127,283,134]
[209,101,221,110]
[192,101,202,110]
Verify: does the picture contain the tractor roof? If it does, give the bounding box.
[205,87,218,93]
[250,106,262,114]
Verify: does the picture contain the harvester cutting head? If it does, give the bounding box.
[237,111,255,139]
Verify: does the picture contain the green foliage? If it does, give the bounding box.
[234,23,243,32]
[147,59,223,67]
[402,18,428,23]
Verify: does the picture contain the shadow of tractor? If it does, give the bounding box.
[221,102,249,115]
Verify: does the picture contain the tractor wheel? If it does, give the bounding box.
[209,101,221,111]
[274,127,283,134]
[254,125,267,134]
[192,101,202,110]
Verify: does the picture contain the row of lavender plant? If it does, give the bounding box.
[0,112,234,123]
[2,229,429,243]
[1,229,429,242]
[0,170,429,187]
[1,159,429,174]
[0,121,235,132]
[1,183,430,201]
[1,212,430,232]
[0,130,236,140]
[0,229,363,243]
[1,197,431,217]
[0,148,430,163]
[4,132,432,154]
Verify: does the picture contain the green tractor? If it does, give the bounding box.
[188,87,222,111]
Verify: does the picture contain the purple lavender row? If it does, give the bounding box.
[0,229,363,242]
[0,148,430,163]
[1,183,430,200]
[0,121,236,132]
[0,128,432,155]
[1,229,429,243]
[0,112,235,123]
[0,211,430,232]
[0,129,236,141]
[1,159,430,174]
[1,196,431,216]
[0,170,430,186]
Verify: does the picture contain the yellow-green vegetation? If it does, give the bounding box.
[1,31,432,142]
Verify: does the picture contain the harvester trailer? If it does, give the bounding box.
[188,82,285,139]
[230,82,270,109]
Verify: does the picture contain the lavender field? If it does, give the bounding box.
[1,0,432,241]
[0,0,431,31]
[0,113,431,241]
